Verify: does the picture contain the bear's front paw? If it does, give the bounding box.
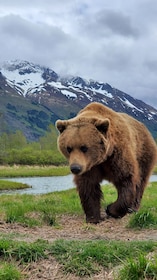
[86,216,104,224]
[106,204,127,219]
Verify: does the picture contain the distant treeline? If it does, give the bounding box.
[0,125,66,165]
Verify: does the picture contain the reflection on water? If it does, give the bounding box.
[0,174,157,195]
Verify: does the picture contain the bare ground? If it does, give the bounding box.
[0,215,157,280]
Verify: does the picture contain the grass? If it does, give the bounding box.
[49,239,157,277]
[117,253,157,280]
[0,182,156,228]
[0,263,21,280]
[127,182,157,229]
[0,165,70,178]
[0,168,156,279]
[0,238,156,279]
[128,209,157,229]
[0,238,47,263]
[0,180,30,191]
[0,188,82,226]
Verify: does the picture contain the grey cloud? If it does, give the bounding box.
[0,0,157,109]
[145,60,157,72]
[79,9,139,39]
[0,14,86,73]
[96,10,139,37]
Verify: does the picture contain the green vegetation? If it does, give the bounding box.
[0,182,156,228]
[128,209,157,229]
[50,239,157,277]
[0,174,156,278]
[0,263,21,280]
[0,238,156,279]
[127,182,157,229]
[0,126,66,165]
[0,165,70,178]
[0,180,30,191]
[117,253,157,280]
[0,188,81,226]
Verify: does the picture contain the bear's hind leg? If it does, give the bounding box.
[134,156,157,211]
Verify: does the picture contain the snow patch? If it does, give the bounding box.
[119,97,144,113]
[1,68,44,96]
[61,89,77,98]
[93,87,113,98]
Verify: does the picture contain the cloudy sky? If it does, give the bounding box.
[0,0,157,108]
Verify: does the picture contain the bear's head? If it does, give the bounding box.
[56,117,112,175]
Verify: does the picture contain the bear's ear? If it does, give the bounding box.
[55,120,68,133]
[94,118,110,134]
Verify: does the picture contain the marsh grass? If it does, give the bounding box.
[0,165,70,178]
[0,180,30,191]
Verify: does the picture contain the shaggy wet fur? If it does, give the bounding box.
[56,102,157,223]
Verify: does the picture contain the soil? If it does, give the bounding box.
[0,215,157,280]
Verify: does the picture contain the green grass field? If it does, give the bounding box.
[0,164,157,279]
[0,181,157,279]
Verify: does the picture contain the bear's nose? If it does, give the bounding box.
[70,164,82,174]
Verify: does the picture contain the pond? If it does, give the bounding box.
[1,174,157,195]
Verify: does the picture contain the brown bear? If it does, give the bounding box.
[56,102,157,224]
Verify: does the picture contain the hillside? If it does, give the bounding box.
[0,60,157,140]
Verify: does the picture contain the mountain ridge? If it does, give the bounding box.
[0,60,157,140]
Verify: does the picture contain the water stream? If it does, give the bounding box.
[1,174,157,195]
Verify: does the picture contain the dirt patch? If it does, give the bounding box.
[1,214,157,242]
[0,215,157,279]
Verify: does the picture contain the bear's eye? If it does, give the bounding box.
[67,146,73,153]
[80,145,88,153]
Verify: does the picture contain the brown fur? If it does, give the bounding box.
[56,102,157,223]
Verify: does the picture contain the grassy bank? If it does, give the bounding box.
[0,165,70,178]
[0,180,30,191]
[0,164,156,178]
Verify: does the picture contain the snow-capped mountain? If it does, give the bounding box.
[0,60,157,140]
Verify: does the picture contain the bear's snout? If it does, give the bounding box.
[70,164,82,175]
